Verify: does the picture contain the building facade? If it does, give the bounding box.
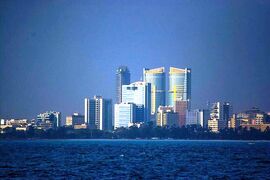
[174,100,188,127]
[168,67,191,109]
[66,113,84,126]
[156,106,178,127]
[116,66,130,104]
[36,111,61,130]
[122,81,151,122]
[114,103,136,129]
[143,67,166,115]
[84,96,112,131]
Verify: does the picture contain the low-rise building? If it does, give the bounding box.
[66,113,84,127]
[156,106,178,127]
[36,111,61,130]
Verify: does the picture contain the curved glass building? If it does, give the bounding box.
[168,67,191,109]
[143,67,166,114]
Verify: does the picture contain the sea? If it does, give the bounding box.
[0,139,269,179]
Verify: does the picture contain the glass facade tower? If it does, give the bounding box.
[143,67,166,114]
[168,67,191,109]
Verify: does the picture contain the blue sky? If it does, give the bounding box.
[1,0,270,119]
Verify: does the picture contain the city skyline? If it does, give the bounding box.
[1,0,270,119]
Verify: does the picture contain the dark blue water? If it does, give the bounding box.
[0,140,270,179]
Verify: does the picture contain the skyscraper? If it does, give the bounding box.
[143,67,166,115]
[84,98,90,124]
[116,66,130,103]
[222,102,233,128]
[168,67,191,109]
[84,96,112,131]
[122,81,151,122]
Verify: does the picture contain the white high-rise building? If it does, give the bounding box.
[84,98,90,124]
[84,96,112,131]
[114,103,136,129]
[122,81,151,122]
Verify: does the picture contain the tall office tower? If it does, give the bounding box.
[114,103,136,129]
[84,98,90,124]
[222,102,233,128]
[156,106,178,127]
[174,100,188,127]
[143,67,166,115]
[36,111,61,129]
[85,96,112,131]
[116,66,130,103]
[122,81,151,122]
[168,67,191,109]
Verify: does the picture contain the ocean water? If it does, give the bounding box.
[0,139,269,179]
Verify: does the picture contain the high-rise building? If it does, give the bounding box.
[36,111,61,130]
[66,113,84,126]
[114,103,136,129]
[143,67,166,115]
[156,106,178,127]
[84,96,112,131]
[122,81,151,122]
[116,66,130,103]
[222,102,233,128]
[84,98,90,124]
[168,67,191,109]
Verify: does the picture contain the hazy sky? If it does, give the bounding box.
[1,0,270,119]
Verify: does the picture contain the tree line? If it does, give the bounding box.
[1,124,270,140]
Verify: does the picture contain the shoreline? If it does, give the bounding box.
[1,138,270,142]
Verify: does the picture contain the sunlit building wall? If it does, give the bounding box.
[66,113,84,126]
[208,119,218,132]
